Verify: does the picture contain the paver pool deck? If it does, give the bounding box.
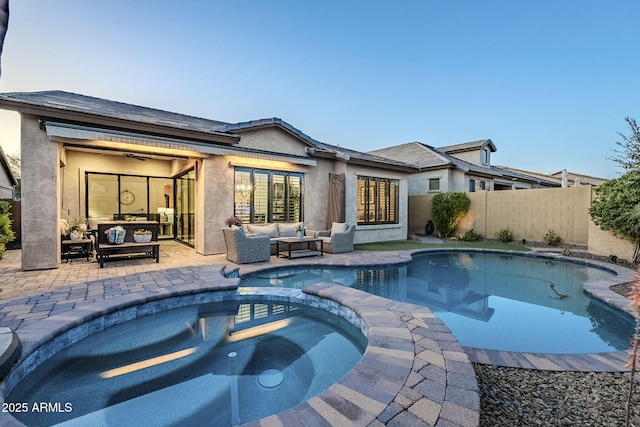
[0,242,635,426]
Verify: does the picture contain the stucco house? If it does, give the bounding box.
[0,91,414,270]
[0,144,16,200]
[369,140,559,195]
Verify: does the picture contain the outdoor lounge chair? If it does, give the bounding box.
[222,227,270,264]
[316,223,355,254]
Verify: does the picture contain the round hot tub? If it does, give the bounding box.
[3,291,366,426]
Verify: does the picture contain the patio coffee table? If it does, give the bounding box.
[61,238,93,262]
[275,237,323,259]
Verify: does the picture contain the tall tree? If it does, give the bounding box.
[589,169,640,263]
[610,117,640,171]
[0,0,8,78]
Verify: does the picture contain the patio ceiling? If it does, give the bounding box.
[45,121,317,166]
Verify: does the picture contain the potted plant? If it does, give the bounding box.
[295,223,304,240]
[225,216,243,228]
[68,219,87,241]
[133,229,152,243]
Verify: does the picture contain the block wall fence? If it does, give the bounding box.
[408,186,636,262]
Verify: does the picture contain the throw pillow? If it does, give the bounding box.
[331,222,348,235]
[277,222,302,237]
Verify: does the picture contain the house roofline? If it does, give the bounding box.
[217,118,327,149]
[0,97,241,146]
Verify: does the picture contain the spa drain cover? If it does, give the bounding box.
[258,369,284,388]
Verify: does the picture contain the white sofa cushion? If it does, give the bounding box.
[246,223,279,238]
[59,219,69,236]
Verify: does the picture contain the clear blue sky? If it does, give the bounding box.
[1,0,638,179]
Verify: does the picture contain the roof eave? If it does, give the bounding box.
[0,99,240,146]
[311,149,416,172]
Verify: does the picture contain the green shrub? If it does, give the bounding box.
[495,227,513,243]
[460,228,481,241]
[0,201,15,260]
[431,192,471,238]
[543,229,562,246]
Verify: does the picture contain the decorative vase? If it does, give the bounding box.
[296,231,304,240]
[134,234,152,243]
[70,230,82,241]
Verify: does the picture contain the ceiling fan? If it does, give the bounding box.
[122,152,152,161]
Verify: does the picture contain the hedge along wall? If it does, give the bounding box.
[408,185,636,261]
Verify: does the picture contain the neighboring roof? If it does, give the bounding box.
[369,141,560,186]
[321,143,418,172]
[369,142,452,170]
[0,90,416,172]
[438,139,496,154]
[498,166,608,186]
[549,170,608,182]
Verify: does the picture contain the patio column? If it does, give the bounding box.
[20,114,61,270]
[195,155,231,255]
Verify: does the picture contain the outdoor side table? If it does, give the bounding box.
[61,238,93,262]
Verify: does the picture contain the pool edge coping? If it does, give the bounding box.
[0,273,480,427]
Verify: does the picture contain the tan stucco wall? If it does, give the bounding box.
[449,150,480,164]
[411,186,593,244]
[587,219,636,261]
[409,185,634,261]
[235,127,309,157]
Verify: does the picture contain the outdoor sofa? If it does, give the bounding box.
[243,222,314,255]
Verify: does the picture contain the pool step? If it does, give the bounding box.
[54,374,230,427]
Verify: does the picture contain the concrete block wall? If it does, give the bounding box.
[408,186,632,261]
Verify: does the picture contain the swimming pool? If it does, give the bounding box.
[6,297,366,426]
[241,251,634,354]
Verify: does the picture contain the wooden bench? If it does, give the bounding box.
[96,221,160,268]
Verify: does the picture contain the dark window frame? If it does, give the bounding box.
[357,175,399,225]
[233,167,304,223]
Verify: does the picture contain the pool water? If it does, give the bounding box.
[242,252,634,354]
[7,300,366,426]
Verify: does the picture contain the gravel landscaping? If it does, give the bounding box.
[475,247,639,426]
[475,364,640,426]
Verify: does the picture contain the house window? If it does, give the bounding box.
[234,168,303,223]
[481,149,489,165]
[357,176,399,225]
[479,180,486,190]
[85,172,174,238]
[428,178,440,191]
[469,179,476,192]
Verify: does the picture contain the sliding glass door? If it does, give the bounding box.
[175,169,195,246]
